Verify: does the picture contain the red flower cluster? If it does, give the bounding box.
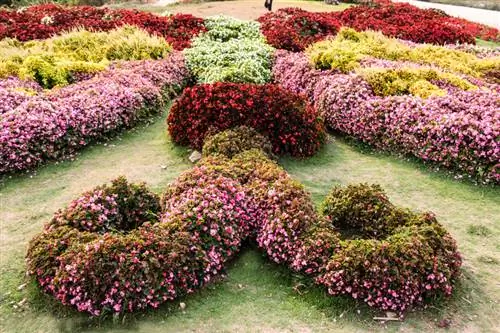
[334,3,498,44]
[0,4,205,50]
[167,82,325,157]
[257,8,341,51]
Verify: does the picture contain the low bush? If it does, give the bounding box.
[357,68,476,99]
[50,176,161,233]
[184,16,273,83]
[273,50,500,183]
[0,26,171,88]
[202,126,274,159]
[307,28,499,78]
[333,2,498,44]
[316,183,462,313]
[167,82,325,157]
[257,8,341,51]
[0,53,190,174]
[27,131,461,316]
[0,5,206,50]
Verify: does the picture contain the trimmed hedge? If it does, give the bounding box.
[316,184,462,313]
[27,129,461,316]
[202,126,274,159]
[257,8,341,52]
[183,16,273,84]
[0,26,172,88]
[0,5,206,50]
[0,53,190,174]
[167,82,325,157]
[273,50,500,183]
[332,3,498,44]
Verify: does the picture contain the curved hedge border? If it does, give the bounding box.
[0,26,172,89]
[0,52,190,174]
[257,5,499,49]
[273,50,500,183]
[0,4,206,50]
[167,82,326,157]
[27,129,461,316]
[183,16,274,84]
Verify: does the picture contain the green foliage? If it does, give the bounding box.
[203,15,263,42]
[0,26,172,88]
[320,183,440,238]
[183,16,274,84]
[357,68,476,98]
[202,126,275,159]
[307,28,500,77]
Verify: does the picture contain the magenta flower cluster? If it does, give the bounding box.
[0,52,190,174]
[273,50,500,183]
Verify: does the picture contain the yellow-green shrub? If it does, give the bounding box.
[0,26,172,88]
[358,68,476,98]
[307,28,500,78]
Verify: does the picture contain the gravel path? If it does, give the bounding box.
[394,0,499,28]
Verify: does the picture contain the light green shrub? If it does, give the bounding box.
[184,16,274,84]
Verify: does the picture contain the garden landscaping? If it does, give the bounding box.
[0,1,499,332]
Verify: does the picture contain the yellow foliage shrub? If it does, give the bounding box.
[0,26,171,88]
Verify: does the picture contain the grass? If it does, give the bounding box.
[476,38,500,48]
[1,107,499,332]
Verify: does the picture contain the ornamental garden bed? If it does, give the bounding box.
[0,1,498,329]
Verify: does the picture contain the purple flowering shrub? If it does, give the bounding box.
[0,52,190,174]
[273,50,500,183]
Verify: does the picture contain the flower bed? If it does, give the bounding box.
[315,184,462,313]
[167,82,325,157]
[273,31,500,182]
[184,16,274,83]
[0,53,190,174]
[256,5,499,48]
[257,8,341,51]
[0,26,172,88]
[27,130,461,316]
[333,2,499,44]
[0,4,205,50]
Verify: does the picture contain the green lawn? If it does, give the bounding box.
[0,108,499,333]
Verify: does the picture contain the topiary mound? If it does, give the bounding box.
[314,184,462,313]
[202,126,274,159]
[257,8,341,52]
[167,82,325,157]
[27,130,461,317]
[183,16,273,84]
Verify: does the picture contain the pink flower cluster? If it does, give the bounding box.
[0,53,190,174]
[273,50,500,183]
[27,144,462,316]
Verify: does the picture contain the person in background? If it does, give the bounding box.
[264,0,273,11]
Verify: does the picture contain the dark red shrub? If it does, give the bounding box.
[167,82,325,157]
[333,3,498,44]
[0,5,205,49]
[257,8,341,51]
